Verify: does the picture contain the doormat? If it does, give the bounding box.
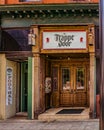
[56,109,84,114]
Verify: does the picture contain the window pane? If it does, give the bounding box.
[76,67,85,90]
[62,68,71,90]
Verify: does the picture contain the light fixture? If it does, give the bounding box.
[28,29,36,45]
[88,27,94,46]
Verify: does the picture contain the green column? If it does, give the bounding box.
[28,57,32,119]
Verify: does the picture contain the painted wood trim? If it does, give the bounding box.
[28,57,32,119]
[0,3,99,11]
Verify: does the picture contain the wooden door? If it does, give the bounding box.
[60,65,88,107]
[51,66,59,107]
[60,66,73,106]
[73,66,87,106]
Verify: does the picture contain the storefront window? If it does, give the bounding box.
[76,67,85,90]
[62,68,71,91]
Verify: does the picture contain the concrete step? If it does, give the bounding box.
[38,107,89,121]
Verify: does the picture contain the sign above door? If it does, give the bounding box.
[42,30,87,50]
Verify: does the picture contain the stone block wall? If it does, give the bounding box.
[5,60,17,119]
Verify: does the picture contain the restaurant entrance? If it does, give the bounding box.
[51,59,89,107]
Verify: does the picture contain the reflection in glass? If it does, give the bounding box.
[62,68,71,91]
[76,67,85,89]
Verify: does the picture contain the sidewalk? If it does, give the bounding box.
[0,119,99,130]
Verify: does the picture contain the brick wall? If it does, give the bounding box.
[0,0,5,4]
[0,0,99,5]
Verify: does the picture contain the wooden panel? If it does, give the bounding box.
[51,66,59,107]
[60,92,73,106]
[74,92,87,106]
[51,92,59,107]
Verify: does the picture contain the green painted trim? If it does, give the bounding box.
[28,57,32,119]
[0,3,99,11]
[1,17,99,28]
[0,3,99,27]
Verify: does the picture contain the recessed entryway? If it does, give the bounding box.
[51,59,89,108]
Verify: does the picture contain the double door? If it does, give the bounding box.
[51,62,89,107]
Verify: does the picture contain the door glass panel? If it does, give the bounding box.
[52,67,58,91]
[62,68,71,91]
[76,67,85,90]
